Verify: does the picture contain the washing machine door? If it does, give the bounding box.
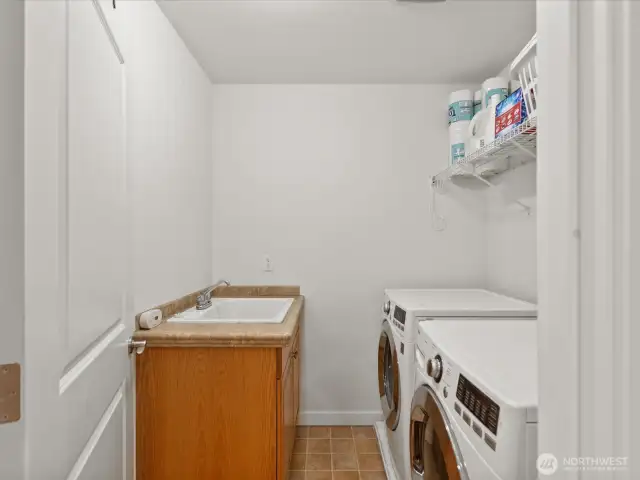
[378,320,401,431]
[410,384,469,480]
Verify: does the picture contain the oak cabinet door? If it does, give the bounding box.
[293,334,301,425]
[282,357,296,480]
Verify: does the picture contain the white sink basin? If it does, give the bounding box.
[170,297,294,324]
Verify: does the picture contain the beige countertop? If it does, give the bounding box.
[133,294,303,348]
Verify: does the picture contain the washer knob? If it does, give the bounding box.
[426,355,443,383]
[383,301,391,315]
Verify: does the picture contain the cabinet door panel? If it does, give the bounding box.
[293,332,300,425]
[137,348,277,480]
[278,358,296,480]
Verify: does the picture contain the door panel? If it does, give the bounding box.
[69,383,126,480]
[65,1,129,475]
[62,332,129,472]
[67,0,126,365]
[24,0,131,478]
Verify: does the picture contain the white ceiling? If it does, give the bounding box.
[158,0,536,84]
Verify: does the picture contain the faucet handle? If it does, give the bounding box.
[196,288,213,310]
[196,280,229,310]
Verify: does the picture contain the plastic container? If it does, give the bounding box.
[473,90,483,117]
[482,77,509,109]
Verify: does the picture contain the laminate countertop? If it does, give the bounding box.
[133,291,303,348]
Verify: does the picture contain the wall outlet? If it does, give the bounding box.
[263,254,273,272]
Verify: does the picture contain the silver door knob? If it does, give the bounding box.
[383,301,391,315]
[426,356,443,382]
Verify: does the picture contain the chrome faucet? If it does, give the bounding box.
[196,279,231,310]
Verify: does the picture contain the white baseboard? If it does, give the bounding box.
[298,410,383,426]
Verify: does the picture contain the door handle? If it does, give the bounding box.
[127,338,146,355]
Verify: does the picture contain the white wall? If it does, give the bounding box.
[211,85,487,423]
[485,163,537,302]
[0,0,24,476]
[114,2,213,313]
[482,66,538,303]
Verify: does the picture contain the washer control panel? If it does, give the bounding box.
[456,374,500,435]
[392,306,406,332]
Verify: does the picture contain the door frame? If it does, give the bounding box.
[537,0,637,476]
[0,0,25,478]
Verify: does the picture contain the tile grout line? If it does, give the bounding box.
[330,429,334,479]
[299,426,383,480]
[352,426,362,480]
[304,427,311,480]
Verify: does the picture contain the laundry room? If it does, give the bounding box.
[2,0,637,479]
[203,4,539,478]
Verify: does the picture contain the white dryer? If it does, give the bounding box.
[410,320,538,480]
[377,289,536,480]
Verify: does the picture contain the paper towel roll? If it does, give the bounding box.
[448,89,473,125]
[449,121,470,166]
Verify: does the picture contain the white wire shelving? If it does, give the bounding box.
[428,34,538,226]
[432,116,538,190]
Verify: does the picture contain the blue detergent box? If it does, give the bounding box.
[494,88,528,138]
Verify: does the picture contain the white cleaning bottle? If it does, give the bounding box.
[484,97,499,149]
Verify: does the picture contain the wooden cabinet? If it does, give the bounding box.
[137,327,301,480]
[277,330,300,480]
[293,334,301,422]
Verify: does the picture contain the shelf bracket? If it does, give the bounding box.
[515,201,533,215]
[469,171,495,188]
[431,176,445,191]
[468,171,532,215]
[508,138,536,160]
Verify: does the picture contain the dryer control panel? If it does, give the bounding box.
[456,374,500,435]
[392,306,406,332]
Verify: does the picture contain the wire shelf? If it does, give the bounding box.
[433,116,537,188]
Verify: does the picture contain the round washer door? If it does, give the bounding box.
[409,384,469,480]
[378,320,401,430]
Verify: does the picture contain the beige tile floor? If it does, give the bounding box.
[290,426,387,480]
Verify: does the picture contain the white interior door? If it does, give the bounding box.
[538,0,640,476]
[25,1,132,478]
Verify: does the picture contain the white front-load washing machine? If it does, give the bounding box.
[376,290,536,480]
[410,320,538,480]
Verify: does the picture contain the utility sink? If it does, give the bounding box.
[170,297,294,324]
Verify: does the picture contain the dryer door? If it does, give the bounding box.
[378,320,401,430]
[410,384,469,480]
